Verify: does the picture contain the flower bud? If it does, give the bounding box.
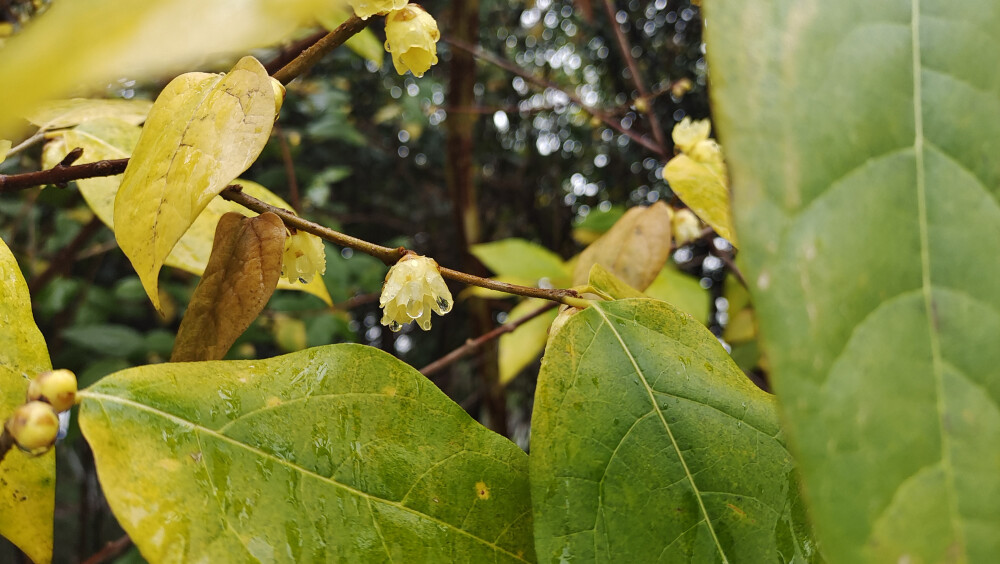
[27,369,77,413]
[672,209,702,246]
[270,77,286,117]
[380,254,452,331]
[281,231,327,284]
[384,5,440,77]
[671,117,711,154]
[347,0,409,20]
[6,402,59,455]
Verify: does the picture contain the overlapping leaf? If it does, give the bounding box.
[571,202,673,290]
[78,345,534,562]
[707,1,1000,560]
[114,56,277,311]
[41,123,330,302]
[0,237,54,564]
[25,98,152,131]
[531,298,817,562]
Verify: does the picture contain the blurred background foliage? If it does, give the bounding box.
[0,0,755,561]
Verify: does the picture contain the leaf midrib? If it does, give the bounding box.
[592,303,729,563]
[79,390,531,563]
[910,0,965,554]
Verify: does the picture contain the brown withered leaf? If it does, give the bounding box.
[572,201,673,291]
[170,212,286,362]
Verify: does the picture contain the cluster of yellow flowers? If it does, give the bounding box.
[347,0,440,77]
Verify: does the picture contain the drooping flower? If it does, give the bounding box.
[347,0,409,20]
[383,5,440,77]
[380,254,452,331]
[281,230,327,284]
[27,369,77,413]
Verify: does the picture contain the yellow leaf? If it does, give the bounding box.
[0,236,54,564]
[0,139,10,162]
[572,202,674,291]
[171,213,286,362]
[645,264,712,323]
[0,0,331,135]
[663,153,738,244]
[25,99,152,131]
[499,299,558,385]
[114,56,277,312]
[41,127,330,304]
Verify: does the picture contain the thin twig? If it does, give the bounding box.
[0,158,127,193]
[421,302,558,377]
[600,0,669,153]
[80,534,132,564]
[221,185,589,307]
[275,128,301,212]
[6,132,44,158]
[443,36,666,158]
[264,28,330,75]
[272,15,370,85]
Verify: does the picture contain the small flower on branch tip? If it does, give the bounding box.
[282,230,326,284]
[671,117,711,155]
[347,0,409,20]
[384,5,440,77]
[380,254,453,331]
[27,369,77,413]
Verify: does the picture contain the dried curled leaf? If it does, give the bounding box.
[114,56,277,312]
[170,212,286,362]
[572,201,674,291]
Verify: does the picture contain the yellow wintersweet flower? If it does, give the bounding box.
[671,117,711,154]
[380,254,453,331]
[671,208,703,246]
[384,5,440,77]
[347,0,409,20]
[281,230,327,284]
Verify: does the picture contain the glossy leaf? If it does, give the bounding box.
[531,298,816,562]
[78,345,534,562]
[0,236,54,564]
[25,98,152,131]
[0,0,328,135]
[572,202,673,291]
[171,213,286,362]
[470,238,571,286]
[498,298,557,385]
[707,2,1000,561]
[114,56,277,312]
[41,125,331,303]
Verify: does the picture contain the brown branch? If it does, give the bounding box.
[420,301,558,377]
[0,158,127,194]
[220,185,588,307]
[264,28,330,75]
[81,534,132,564]
[600,0,669,153]
[272,15,370,85]
[275,128,301,211]
[444,36,667,158]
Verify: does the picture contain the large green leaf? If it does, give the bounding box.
[707,2,1000,561]
[530,298,816,562]
[78,344,534,562]
[0,236,54,564]
[470,238,571,285]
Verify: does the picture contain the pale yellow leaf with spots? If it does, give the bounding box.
[114,56,277,311]
[0,236,54,564]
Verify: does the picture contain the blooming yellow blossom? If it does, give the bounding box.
[671,117,711,154]
[384,5,440,77]
[380,254,453,331]
[347,0,409,20]
[671,208,702,246]
[281,230,326,284]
